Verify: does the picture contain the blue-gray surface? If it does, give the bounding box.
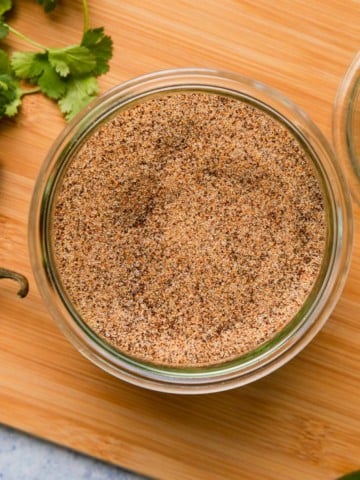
[0,424,147,480]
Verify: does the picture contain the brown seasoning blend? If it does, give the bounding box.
[52,92,326,367]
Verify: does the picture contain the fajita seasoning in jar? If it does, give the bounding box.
[29,69,353,393]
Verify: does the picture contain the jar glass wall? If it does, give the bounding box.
[29,68,353,393]
[334,51,360,205]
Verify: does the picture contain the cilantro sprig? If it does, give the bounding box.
[0,0,113,121]
[36,0,59,13]
[0,49,22,117]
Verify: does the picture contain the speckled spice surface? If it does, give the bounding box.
[0,424,146,480]
[52,92,326,367]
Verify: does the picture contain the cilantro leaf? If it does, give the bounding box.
[0,0,12,39]
[81,27,113,76]
[38,63,66,99]
[58,76,98,120]
[0,17,9,39]
[0,73,21,118]
[48,45,96,77]
[36,0,58,13]
[0,0,12,16]
[10,50,66,99]
[0,48,10,73]
[11,52,47,79]
[0,52,21,118]
[337,473,360,480]
[5,88,21,116]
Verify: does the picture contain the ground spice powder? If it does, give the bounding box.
[52,92,326,367]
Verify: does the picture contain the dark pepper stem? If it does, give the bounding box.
[0,268,29,298]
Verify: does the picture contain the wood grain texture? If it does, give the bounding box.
[0,1,360,479]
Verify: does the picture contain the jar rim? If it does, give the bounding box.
[29,68,353,393]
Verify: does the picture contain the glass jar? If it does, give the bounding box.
[334,51,360,205]
[29,68,353,394]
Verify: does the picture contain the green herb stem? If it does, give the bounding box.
[82,0,89,34]
[21,87,41,96]
[7,25,46,50]
[0,267,29,298]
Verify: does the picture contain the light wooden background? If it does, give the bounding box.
[0,1,359,479]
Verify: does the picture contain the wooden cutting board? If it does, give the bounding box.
[1,1,359,479]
